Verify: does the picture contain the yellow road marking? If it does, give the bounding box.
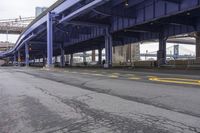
[108,75,119,78]
[147,76,157,78]
[128,77,141,80]
[159,78,200,82]
[91,73,104,76]
[149,77,200,86]
[112,73,120,75]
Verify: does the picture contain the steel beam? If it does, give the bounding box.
[25,43,29,67]
[16,34,36,51]
[17,51,21,66]
[173,44,179,59]
[70,54,73,66]
[98,48,102,64]
[104,27,112,68]
[196,32,200,61]
[83,52,87,63]
[13,54,17,66]
[64,21,108,28]
[59,0,109,24]
[92,50,96,62]
[43,53,46,67]
[60,43,65,67]
[157,32,167,66]
[46,12,54,68]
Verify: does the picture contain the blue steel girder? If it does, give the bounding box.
[163,0,181,4]
[2,0,200,59]
[110,0,199,32]
[111,0,144,7]
[59,0,110,24]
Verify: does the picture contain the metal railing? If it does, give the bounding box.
[187,57,200,69]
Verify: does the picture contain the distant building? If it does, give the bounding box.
[113,43,140,64]
[35,7,47,17]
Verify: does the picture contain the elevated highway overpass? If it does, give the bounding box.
[0,42,14,51]
[0,17,34,34]
[1,0,200,68]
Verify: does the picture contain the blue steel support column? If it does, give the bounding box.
[83,52,87,63]
[92,50,96,62]
[47,12,54,68]
[17,51,21,66]
[104,27,112,68]
[60,43,65,67]
[196,32,200,61]
[173,45,179,60]
[25,43,29,67]
[70,54,73,66]
[157,33,167,67]
[33,57,36,64]
[43,53,46,67]
[98,48,102,65]
[55,56,58,63]
[13,54,17,66]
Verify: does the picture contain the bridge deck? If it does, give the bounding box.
[0,0,200,63]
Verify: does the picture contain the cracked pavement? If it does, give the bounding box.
[0,67,200,133]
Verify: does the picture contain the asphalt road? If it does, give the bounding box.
[0,67,200,133]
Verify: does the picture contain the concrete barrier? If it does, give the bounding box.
[134,61,156,68]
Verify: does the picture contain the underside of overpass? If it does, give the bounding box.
[1,0,200,68]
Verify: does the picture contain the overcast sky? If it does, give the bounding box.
[0,0,57,43]
[0,0,57,19]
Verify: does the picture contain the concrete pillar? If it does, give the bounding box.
[196,32,200,61]
[17,51,21,66]
[60,44,65,67]
[25,43,29,67]
[92,50,96,62]
[46,12,54,68]
[70,54,73,66]
[157,33,166,66]
[98,48,102,64]
[104,27,112,68]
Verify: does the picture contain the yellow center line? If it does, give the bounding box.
[128,77,141,80]
[112,73,120,75]
[149,77,200,86]
[91,73,104,76]
[147,76,157,78]
[108,75,119,78]
[158,78,200,82]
